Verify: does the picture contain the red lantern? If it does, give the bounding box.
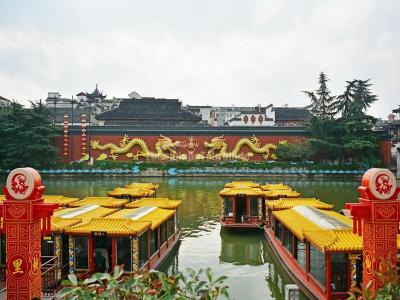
[63,115,69,159]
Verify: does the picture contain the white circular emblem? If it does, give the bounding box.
[6,168,40,200]
[366,168,396,200]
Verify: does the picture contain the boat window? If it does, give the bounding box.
[224,197,233,217]
[116,238,131,272]
[275,220,283,241]
[250,198,259,216]
[308,243,326,288]
[150,229,159,255]
[295,239,306,270]
[160,222,167,245]
[330,253,348,292]
[283,227,293,253]
[41,236,55,257]
[138,232,148,268]
[74,236,89,269]
[167,216,174,237]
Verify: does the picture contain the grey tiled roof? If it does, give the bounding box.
[273,107,312,121]
[96,98,202,122]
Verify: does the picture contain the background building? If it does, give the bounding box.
[0,95,11,109]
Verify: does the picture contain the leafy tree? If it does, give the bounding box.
[0,101,59,169]
[334,79,378,119]
[303,72,336,119]
[275,141,313,162]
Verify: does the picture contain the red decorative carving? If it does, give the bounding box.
[346,168,400,296]
[0,168,58,299]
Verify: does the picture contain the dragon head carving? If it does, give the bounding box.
[204,135,226,150]
[90,139,100,149]
[158,135,181,153]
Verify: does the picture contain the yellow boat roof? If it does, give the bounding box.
[52,205,118,233]
[271,206,400,253]
[219,187,264,197]
[224,181,260,188]
[261,183,291,191]
[267,198,333,211]
[109,208,175,230]
[69,197,128,208]
[264,189,300,198]
[108,187,155,198]
[0,195,5,201]
[43,195,80,206]
[65,218,150,236]
[125,182,159,190]
[125,198,182,209]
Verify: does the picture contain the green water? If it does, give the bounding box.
[27,176,361,299]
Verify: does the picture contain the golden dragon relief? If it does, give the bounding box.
[90,135,186,160]
[196,135,285,161]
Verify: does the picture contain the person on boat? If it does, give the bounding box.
[94,249,106,273]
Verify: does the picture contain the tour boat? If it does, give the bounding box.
[43,205,118,278]
[219,181,264,228]
[108,187,156,200]
[264,204,369,300]
[125,182,159,196]
[65,199,181,277]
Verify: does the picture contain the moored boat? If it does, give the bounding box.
[219,181,264,228]
[264,204,400,300]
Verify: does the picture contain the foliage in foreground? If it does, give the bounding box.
[348,257,399,300]
[57,266,230,300]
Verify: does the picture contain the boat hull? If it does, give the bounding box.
[264,227,327,300]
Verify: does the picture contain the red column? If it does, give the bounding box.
[326,253,331,297]
[88,236,94,272]
[0,168,58,300]
[346,168,400,295]
[63,115,69,160]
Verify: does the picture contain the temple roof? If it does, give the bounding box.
[96,98,202,122]
[273,107,312,121]
[86,84,106,100]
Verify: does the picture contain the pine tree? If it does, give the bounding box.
[303,72,336,119]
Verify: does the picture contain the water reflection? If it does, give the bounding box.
[220,229,265,266]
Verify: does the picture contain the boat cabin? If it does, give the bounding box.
[265,205,400,300]
[219,184,264,228]
[65,204,180,276]
[42,205,118,278]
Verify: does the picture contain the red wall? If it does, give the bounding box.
[61,134,304,162]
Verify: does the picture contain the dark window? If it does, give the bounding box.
[150,229,159,255]
[116,238,131,272]
[283,227,292,253]
[330,253,348,292]
[138,232,148,268]
[74,236,88,269]
[0,235,5,265]
[41,237,55,257]
[250,198,259,216]
[295,239,306,269]
[275,220,283,241]
[160,223,167,245]
[309,244,326,287]
[224,198,233,217]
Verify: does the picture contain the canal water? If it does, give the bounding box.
[41,176,360,299]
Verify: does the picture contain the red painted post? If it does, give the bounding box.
[0,168,58,299]
[346,168,400,295]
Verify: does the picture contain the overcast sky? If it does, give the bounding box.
[0,0,398,118]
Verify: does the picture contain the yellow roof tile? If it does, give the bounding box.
[125,182,159,190]
[51,216,82,233]
[125,198,182,209]
[43,195,80,206]
[264,189,300,198]
[224,181,260,188]
[65,218,150,236]
[108,187,155,198]
[69,197,128,208]
[0,195,5,201]
[261,183,291,191]
[109,208,175,230]
[219,187,264,197]
[266,198,333,211]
